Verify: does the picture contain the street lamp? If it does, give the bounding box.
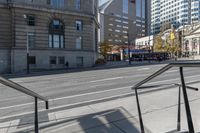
[148,17,160,62]
[127,21,136,65]
[26,33,30,74]
[24,14,30,74]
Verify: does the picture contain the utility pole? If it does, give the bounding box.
[148,23,151,63]
[127,33,131,65]
[26,33,30,74]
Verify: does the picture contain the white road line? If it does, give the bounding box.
[50,86,132,100]
[137,68,150,71]
[0,102,34,110]
[89,77,123,83]
[166,70,179,73]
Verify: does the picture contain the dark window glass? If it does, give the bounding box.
[50,0,64,8]
[75,0,81,9]
[27,15,35,26]
[29,56,36,64]
[28,33,35,48]
[50,56,57,64]
[49,19,64,48]
[58,56,65,64]
[76,20,82,31]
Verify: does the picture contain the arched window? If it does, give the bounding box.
[49,19,64,48]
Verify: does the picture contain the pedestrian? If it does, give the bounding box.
[65,61,69,69]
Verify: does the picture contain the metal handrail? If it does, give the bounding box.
[0,76,49,133]
[132,62,200,90]
[132,62,200,133]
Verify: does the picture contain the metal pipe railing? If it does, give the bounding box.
[132,62,200,133]
[0,76,49,133]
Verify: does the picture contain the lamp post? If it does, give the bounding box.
[24,14,30,74]
[126,20,136,65]
[148,24,151,63]
[127,33,131,65]
[26,33,30,74]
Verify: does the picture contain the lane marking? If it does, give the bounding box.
[137,68,150,71]
[166,70,179,73]
[89,77,123,83]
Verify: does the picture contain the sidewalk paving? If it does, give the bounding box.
[0,82,200,133]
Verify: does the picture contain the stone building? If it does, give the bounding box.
[0,0,98,73]
[181,23,200,59]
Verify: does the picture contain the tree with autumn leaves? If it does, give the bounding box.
[99,41,112,59]
[154,29,182,58]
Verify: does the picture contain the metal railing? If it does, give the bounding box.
[0,76,49,133]
[132,62,200,133]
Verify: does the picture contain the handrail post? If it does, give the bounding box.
[35,97,39,133]
[179,67,194,133]
[135,88,145,133]
[177,86,181,131]
[45,101,49,110]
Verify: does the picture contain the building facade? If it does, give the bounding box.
[151,0,200,34]
[182,23,200,59]
[0,0,98,73]
[98,0,136,45]
[135,35,154,50]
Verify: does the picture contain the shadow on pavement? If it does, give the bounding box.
[13,107,146,133]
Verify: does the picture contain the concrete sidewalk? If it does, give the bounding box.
[0,82,200,133]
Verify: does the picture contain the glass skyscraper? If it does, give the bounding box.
[151,0,200,34]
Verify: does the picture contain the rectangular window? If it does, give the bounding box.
[76,20,82,31]
[75,0,81,9]
[27,0,33,2]
[76,36,82,49]
[49,35,64,48]
[27,15,35,26]
[50,0,64,8]
[50,56,57,64]
[76,56,83,67]
[29,56,36,64]
[123,0,128,14]
[53,35,60,48]
[58,56,65,64]
[27,33,35,48]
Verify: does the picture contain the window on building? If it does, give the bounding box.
[123,0,128,13]
[27,33,35,48]
[75,0,81,9]
[49,19,64,48]
[27,15,35,26]
[29,56,36,64]
[76,56,83,67]
[50,56,57,64]
[50,0,64,8]
[76,20,82,31]
[58,56,65,64]
[76,36,82,49]
[27,0,33,3]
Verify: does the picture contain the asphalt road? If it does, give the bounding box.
[0,63,200,119]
